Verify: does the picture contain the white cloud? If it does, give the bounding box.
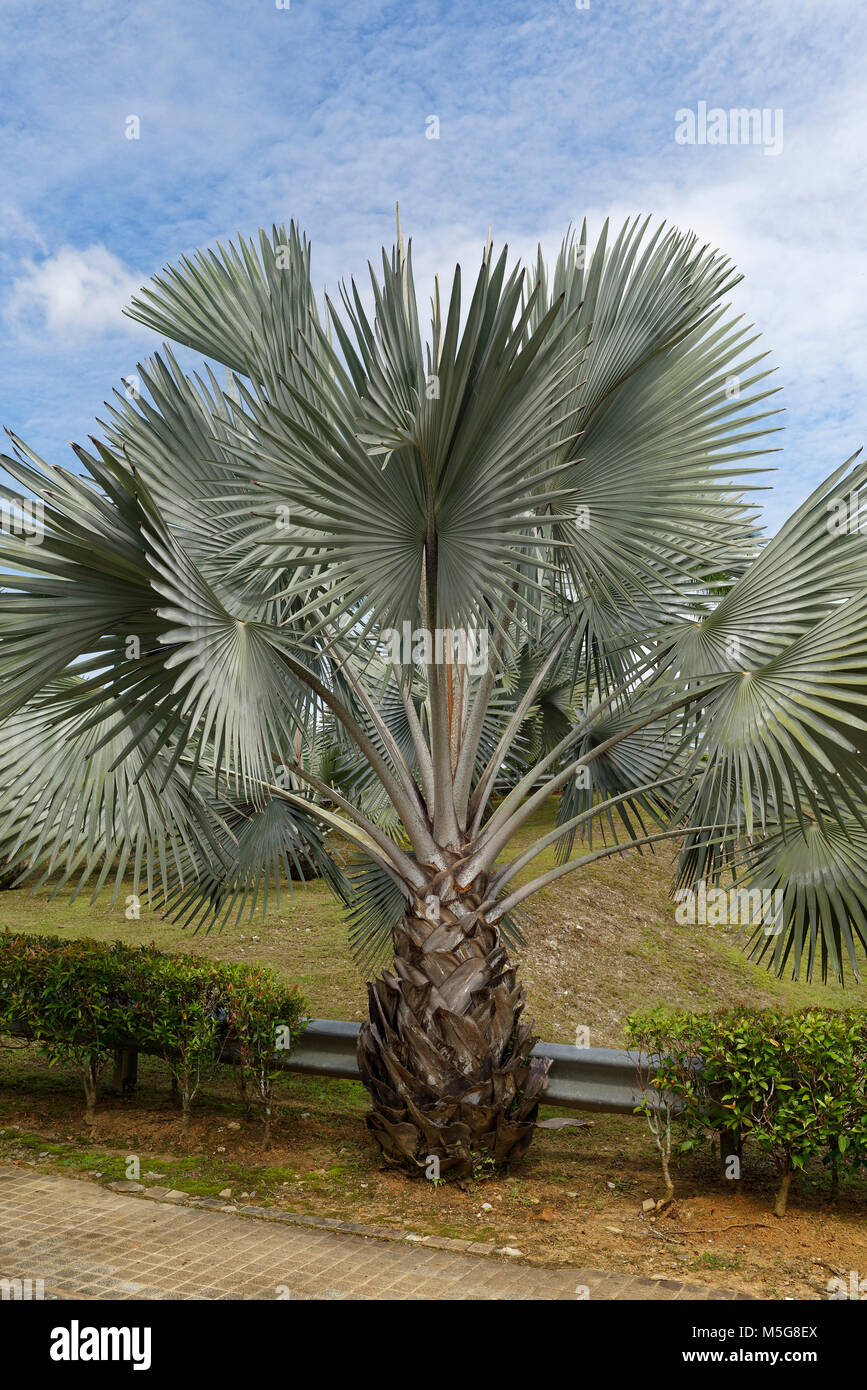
[5,244,143,341]
[0,204,46,254]
[570,83,867,531]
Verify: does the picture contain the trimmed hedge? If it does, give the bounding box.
[0,931,306,1139]
[626,1006,867,1216]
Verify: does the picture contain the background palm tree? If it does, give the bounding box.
[1,214,866,1174]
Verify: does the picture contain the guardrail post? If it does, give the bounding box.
[111,1046,139,1094]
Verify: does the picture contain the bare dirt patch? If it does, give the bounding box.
[1,1052,863,1300]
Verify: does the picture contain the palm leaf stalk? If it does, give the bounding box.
[1,214,866,1175]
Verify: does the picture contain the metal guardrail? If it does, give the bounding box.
[278,1019,362,1081]
[531,1039,651,1113]
[8,1016,654,1114]
[279,1019,651,1115]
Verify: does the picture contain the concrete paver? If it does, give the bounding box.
[0,1165,754,1301]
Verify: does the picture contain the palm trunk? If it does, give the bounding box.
[358,900,550,1175]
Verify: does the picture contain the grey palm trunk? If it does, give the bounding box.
[358,875,550,1174]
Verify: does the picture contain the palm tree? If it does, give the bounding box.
[1,215,866,1174]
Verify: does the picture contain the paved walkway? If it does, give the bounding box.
[0,1165,752,1301]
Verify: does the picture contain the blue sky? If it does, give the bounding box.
[1,0,865,533]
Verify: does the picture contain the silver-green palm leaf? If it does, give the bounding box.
[1,214,864,1168]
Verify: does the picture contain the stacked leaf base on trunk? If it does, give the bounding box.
[358,910,550,1175]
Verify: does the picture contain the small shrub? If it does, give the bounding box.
[626,1005,867,1216]
[0,931,307,1133]
[220,964,301,1144]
